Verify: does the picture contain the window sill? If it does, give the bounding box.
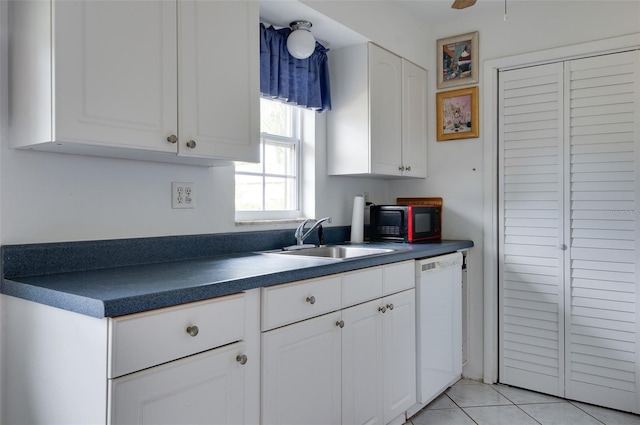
[235,218,308,226]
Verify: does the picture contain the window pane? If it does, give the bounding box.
[235,174,263,211]
[265,141,296,176]
[260,98,293,137]
[265,176,297,210]
[235,160,263,173]
[236,98,300,218]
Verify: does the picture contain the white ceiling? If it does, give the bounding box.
[259,0,508,49]
[259,0,368,48]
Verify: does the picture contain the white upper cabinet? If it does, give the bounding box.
[401,59,428,178]
[177,1,259,162]
[8,0,259,166]
[369,45,404,176]
[327,43,427,178]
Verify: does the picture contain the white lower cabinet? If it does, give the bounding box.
[0,290,261,425]
[342,290,416,425]
[109,342,247,425]
[382,290,417,424]
[261,261,416,425]
[0,261,417,425]
[342,299,385,425]
[262,311,343,425]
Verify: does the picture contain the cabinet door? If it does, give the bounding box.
[402,59,428,178]
[262,311,342,425]
[109,342,247,425]
[54,0,177,152]
[342,300,384,425]
[383,289,416,424]
[369,44,403,176]
[178,1,259,162]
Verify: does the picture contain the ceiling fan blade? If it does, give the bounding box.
[451,0,477,9]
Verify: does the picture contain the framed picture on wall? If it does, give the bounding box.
[437,31,479,89]
[436,86,479,141]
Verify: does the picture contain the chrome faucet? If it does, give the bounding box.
[294,217,332,246]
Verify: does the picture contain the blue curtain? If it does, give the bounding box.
[260,23,331,112]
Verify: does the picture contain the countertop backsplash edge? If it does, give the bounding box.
[1,227,352,278]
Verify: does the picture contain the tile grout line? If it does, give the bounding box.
[568,401,607,425]
[492,384,607,425]
[489,386,543,425]
[444,393,480,424]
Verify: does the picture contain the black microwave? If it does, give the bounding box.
[370,205,441,243]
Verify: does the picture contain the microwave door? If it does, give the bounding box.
[376,210,407,241]
[414,212,432,233]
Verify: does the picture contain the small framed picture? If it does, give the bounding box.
[437,31,479,89]
[436,86,479,141]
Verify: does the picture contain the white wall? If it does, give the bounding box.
[390,0,640,380]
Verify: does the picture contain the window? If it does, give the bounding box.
[235,99,301,221]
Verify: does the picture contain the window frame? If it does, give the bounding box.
[235,101,303,222]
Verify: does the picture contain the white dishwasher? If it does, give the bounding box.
[415,251,463,404]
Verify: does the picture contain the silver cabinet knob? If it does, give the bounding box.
[336,320,345,328]
[186,140,197,149]
[166,134,177,144]
[398,166,405,171]
[378,306,386,313]
[386,303,394,310]
[186,325,199,337]
[306,296,316,305]
[405,166,411,172]
[236,354,248,365]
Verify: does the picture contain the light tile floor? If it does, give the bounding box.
[409,379,640,425]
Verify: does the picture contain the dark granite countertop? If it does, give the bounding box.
[1,232,472,318]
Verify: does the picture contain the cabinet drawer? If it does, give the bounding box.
[383,260,415,295]
[261,276,341,331]
[342,266,383,308]
[108,293,245,378]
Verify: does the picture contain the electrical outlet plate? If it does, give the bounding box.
[172,182,195,209]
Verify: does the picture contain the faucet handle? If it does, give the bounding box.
[317,224,324,246]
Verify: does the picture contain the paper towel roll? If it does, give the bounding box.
[350,195,364,243]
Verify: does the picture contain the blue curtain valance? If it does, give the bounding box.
[259,23,331,112]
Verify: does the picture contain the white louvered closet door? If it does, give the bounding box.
[564,51,639,413]
[498,62,565,397]
[499,50,640,414]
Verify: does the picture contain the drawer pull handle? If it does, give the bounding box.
[186,325,199,337]
[166,134,177,144]
[186,140,197,149]
[336,320,345,328]
[386,303,394,311]
[305,296,316,305]
[236,354,248,365]
[378,306,386,313]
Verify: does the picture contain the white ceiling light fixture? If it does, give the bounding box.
[287,20,316,60]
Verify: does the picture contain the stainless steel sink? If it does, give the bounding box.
[264,245,394,260]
